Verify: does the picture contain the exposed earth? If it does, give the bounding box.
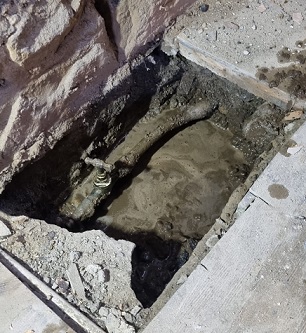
[0,49,300,332]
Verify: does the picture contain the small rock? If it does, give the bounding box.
[243,50,250,55]
[96,215,113,226]
[86,301,100,314]
[257,4,267,13]
[97,269,106,283]
[283,110,303,121]
[43,276,50,284]
[47,231,56,240]
[292,12,304,25]
[51,281,58,290]
[69,251,82,263]
[206,235,219,248]
[99,306,110,319]
[105,312,135,333]
[287,146,302,155]
[130,305,142,317]
[110,308,122,317]
[284,122,295,134]
[199,4,209,12]
[67,293,75,303]
[57,278,69,292]
[177,274,188,285]
[86,264,101,275]
[122,312,134,324]
[105,313,121,333]
[225,22,239,30]
[0,220,11,238]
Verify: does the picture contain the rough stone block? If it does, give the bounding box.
[0,1,118,192]
[99,0,195,62]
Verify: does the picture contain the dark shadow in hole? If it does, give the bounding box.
[0,49,176,223]
[82,119,205,308]
[0,50,188,308]
[87,117,206,230]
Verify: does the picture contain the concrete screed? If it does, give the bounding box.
[143,120,306,332]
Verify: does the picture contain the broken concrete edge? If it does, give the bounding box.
[142,120,306,331]
[161,0,306,112]
[142,196,306,332]
[0,218,11,239]
[176,38,306,111]
[140,114,305,329]
[0,248,106,333]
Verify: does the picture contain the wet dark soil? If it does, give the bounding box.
[0,48,285,308]
[257,43,306,99]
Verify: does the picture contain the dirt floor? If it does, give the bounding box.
[0,50,298,332]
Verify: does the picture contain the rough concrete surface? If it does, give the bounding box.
[251,122,306,217]
[143,197,306,333]
[0,261,75,333]
[163,0,306,109]
[142,120,306,332]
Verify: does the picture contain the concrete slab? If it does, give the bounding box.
[164,0,306,109]
[250,122,306,216]
[0,262,75,333]
[143,198,306,333]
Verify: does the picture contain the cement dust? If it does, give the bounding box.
[94,120,248,242]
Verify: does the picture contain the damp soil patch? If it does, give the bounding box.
[0,50,291,330]
[257,43,306,99]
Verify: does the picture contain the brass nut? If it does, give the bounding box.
[94,171,112,188]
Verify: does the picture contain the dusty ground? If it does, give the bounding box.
[0,51,296,332]
[163,0,306,75]
[0,213,140,332]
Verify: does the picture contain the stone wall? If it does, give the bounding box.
[0,0,194,192]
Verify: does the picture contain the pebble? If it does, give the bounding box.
[51,281,58,290]
[0,220,11,238]
[206,235,219,248]
[177,274,188,285]
[43,276,51,284]
[199,4,209,12]
[99,306,110,319]
[243,50,250,55]
[69,251,82,263]
[130,305,142,317]
[86,264,101,275]
[57,278,69,291]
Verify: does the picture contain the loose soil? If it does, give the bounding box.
[0,49,292,332]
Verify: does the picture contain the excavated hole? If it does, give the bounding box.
[0,49,290,323]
